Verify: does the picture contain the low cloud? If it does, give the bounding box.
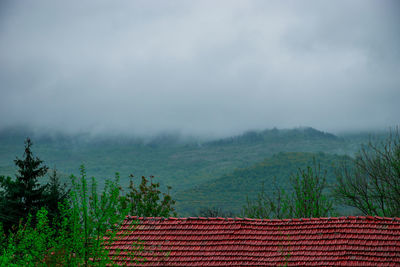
[1,0,399,138]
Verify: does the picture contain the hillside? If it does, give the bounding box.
[175,152,351,216]
[0,127,388,216]
[0,127,361,188]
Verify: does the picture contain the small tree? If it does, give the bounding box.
[288,164,334,218]
[121,175,176,217]
[334,129,400,217]
[0,138,49,232]
[243,161,334,219]
[59,165,132,266]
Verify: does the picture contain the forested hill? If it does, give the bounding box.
[175,152,350,216]
[0,127,386,198]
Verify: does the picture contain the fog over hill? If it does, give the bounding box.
[0,125,392,216]
[1,1,399,138]
[0,126,388,182]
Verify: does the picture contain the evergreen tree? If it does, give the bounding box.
[0,138,49,232]
[44,167,70,224]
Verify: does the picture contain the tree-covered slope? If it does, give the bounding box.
[0,127,383,199]
[175,152,351,216]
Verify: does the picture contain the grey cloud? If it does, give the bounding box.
[0,0,399,138]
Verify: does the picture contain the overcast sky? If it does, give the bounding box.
[0,0,399,138]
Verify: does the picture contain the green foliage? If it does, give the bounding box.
[0,166,143,266]
[59,165,132,265]
[0,208,54,266]
[0,138,49,232]
[334,129,400,217]
[121,175,176,217]
[243,161,335,219]
[287,163,334,218]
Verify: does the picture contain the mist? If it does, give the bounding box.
[1,0,399,138]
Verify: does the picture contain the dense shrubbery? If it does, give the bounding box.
[0,167,135,266]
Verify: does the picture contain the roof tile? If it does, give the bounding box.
[108,216,400,266]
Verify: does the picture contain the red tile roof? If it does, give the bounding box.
[107,216,400,266]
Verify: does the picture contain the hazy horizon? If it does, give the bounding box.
[1,0,399,138]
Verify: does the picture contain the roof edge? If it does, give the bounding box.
[125,215,400,222]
